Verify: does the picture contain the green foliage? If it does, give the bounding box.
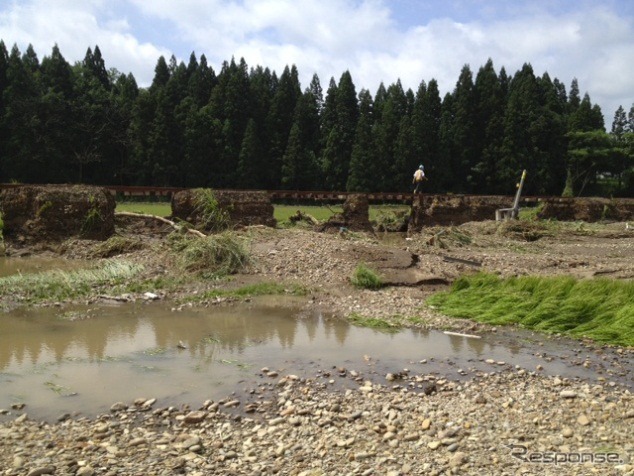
[428,273,634,346]
[350,264,384,290]
[274,205,342,224]
[36,201,53,217]
[168,231,250,277]
[192,188,230,232]
[0,260,144,305]
[184,281,308,302]
[347,312,399,332]
[1,42,631,198]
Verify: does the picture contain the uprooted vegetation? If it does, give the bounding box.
[167,231,251,278]
[427,273,634,347]
[0,260,144,306]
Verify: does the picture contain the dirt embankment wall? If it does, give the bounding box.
[317,194,374,233]
[537,197,634,222]
[171,190,276,230]
[0,185,115,243]
[409,195,510,231]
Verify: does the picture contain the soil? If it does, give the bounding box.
[1,205,633,475]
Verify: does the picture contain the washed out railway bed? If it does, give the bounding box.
[1,183,544,204]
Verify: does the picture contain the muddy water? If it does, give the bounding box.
[0,298,630,421]
[0,256,86,278]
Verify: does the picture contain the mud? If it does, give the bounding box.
[317,194,374,233]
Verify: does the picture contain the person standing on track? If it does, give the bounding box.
[412,164,427,193]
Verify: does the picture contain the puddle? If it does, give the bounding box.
[0,256,86,278]
[0,298,631,421]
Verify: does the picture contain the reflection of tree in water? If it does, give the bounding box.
[449,334,464,354]
[0,307,141,369]
[150,306,305,354]
[0,304,354,371]
[333,318,349,346]
[302,314,319,343]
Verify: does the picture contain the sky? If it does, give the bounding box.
[1,0,633,126]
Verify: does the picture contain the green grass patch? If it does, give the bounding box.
[90,235,145,258]
[274,205,342,223]
[350,263,384,290]
[184,281,308,302]
[348,312,400,333]
[427,273,634,346]
[0,260,144,304]
[274,204,410,226]
[116,202,172,217]
[168,231,250,278]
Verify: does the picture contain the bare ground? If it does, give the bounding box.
[1,218,633,475]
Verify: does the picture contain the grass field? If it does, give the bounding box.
[116,202,172,217]
[115,201,410,223]
[427,273,634,347]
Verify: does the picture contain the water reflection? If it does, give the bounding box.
[0,256,86,278]
[0,299,623,420]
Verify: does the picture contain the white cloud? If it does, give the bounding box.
[0,0,632,119]
[0,0,169,84]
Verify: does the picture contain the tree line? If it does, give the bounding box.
[0,41,633,196]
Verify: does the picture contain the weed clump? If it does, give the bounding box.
[193,188,230,232]
[169,231,250,277]
[350,264,383,290]
[91,236,145,258]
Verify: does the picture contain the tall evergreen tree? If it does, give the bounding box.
[347,89,377,191]
[2,44,44,182]
[321,71,358,190]
[472,59,505,190]
[237,118,263,189]
[266,65,301,188]
[373,80,407,191]
[451,65,477,191]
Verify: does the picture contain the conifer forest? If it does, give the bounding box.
[0,41,633,197]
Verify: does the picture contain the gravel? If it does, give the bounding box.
[2,222,633,475]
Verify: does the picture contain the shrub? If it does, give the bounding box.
[350,263,383,290]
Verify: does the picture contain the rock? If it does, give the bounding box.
[449,452,468,468]
[560,390,577,399]
[184,411,207,424]
[474,394,487,404]
[562,428,574,438]
[26,468,56,476]
[428,441,441,450]
[76,468,95,476]
[110,402,127,412]
[421,419,432,430]
[577,414,591,426]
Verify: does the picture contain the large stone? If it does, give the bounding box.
[0,185,115,243]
